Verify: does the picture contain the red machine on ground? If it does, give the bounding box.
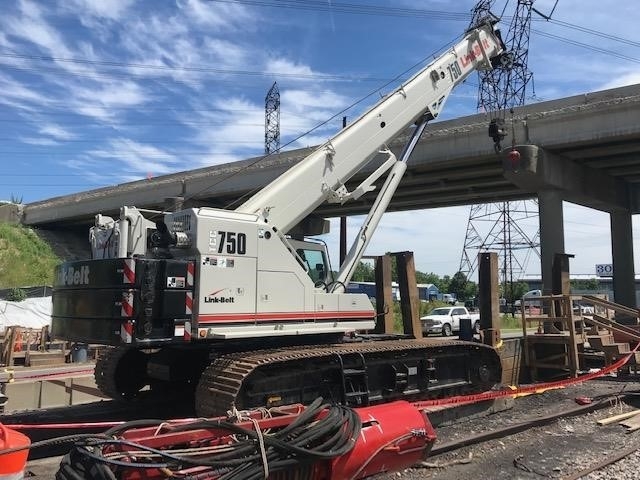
[54,400,436,480]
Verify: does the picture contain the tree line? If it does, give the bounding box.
[350,260,602,303]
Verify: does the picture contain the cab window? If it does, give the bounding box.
[296,249,327,283]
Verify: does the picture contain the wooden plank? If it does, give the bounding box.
[586,316,640,342]
[524,316,573,323]
[25,351,67,367]
[620,414,640,430]
[597,409,640,426]
[582,295,640,318]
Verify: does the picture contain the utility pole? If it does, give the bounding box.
[265,82,280,154]
[460,0,544,306]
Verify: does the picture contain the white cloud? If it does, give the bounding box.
[6,1,74,60]
[265,58,316,78]
[18,137,61,146]
[39,123,75,140]
[82,138,180,176]
[0,73,52,108]
[600,71,640,91]
[65,0,135,20]
[176,0,252,29]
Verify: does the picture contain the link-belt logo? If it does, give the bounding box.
[58,265,90,286]
[459,38,492,68]
[204,288,235,304]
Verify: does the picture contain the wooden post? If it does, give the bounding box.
[478,252,501,347]
[374,255,395,334]
[394,251,422,339]
[565,295,580,376]
[550,253,574,331]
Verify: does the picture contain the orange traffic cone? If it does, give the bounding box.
[0,423,30,479]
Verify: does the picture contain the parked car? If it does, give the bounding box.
[420,306,480,337]
[441,293,457,305]
[572,302,595,315]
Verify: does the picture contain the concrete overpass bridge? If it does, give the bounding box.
[10,83,640,308]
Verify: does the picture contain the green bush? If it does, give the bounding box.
[6,287,27,302]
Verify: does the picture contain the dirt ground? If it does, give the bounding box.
[22,377,640,479]
[375,376,640,480]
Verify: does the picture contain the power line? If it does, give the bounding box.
[548,18,640,48]
[207,0,472,20]
[532,29,640,64]
[0,118,310,127]
[0,51,393,82]
[210,0,640,49]
[0,151,258,156]
[0,137,264,144]
[0,173,181,177]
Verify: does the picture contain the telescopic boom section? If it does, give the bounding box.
[236,23,504,234]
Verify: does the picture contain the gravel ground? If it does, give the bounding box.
[375,377,640,480]
[22,377,640,479]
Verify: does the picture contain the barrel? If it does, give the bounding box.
[70,343,88,363]
[0,423,30,479]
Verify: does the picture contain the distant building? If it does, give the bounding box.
[417,283,440,301]
[518,275,640,305]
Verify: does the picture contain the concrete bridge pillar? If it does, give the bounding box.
[610,210,636,308]
[538,190,565,295]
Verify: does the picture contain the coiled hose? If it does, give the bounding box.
[55,398,361,480]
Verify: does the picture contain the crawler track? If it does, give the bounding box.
[95,346,147,400]
[195,338,501,417]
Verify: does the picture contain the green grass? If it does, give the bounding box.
[0,223,61,288]
[501,313,523,330]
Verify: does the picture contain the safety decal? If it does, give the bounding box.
[187,262,195,287]
[123,258,136,284]
[121,291,134,317]
[185,291,193,315]
[120,321,133,344]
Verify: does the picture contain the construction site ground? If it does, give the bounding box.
[19,375,640,479]
[375,375,640,480]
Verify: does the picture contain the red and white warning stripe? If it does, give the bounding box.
[186,262,194,287]
[185,291,193,315]
[184,321,192,341]
[121,321,133,344]
[123,258,136,284]
[121,291,134,317]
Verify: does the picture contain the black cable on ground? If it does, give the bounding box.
[53,398,361,480]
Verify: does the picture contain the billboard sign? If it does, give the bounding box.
[595,264,613,277]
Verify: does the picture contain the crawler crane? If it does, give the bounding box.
[52,19,506,416]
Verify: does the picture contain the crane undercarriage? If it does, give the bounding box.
[94,338,502,417]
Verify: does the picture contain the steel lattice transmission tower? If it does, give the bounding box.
[459,0,541,301]
[265,81,280,154]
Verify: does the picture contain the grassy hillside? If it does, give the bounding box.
[0,222,61,288]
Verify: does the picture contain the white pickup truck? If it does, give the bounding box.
[420,306,480,337]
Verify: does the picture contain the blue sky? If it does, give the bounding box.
[1,0,640,279]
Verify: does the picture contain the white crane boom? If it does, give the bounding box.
[236,22,504,237]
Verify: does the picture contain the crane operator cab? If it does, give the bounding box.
[290,239,331,286]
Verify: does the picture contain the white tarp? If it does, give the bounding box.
[0,296,52,335]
